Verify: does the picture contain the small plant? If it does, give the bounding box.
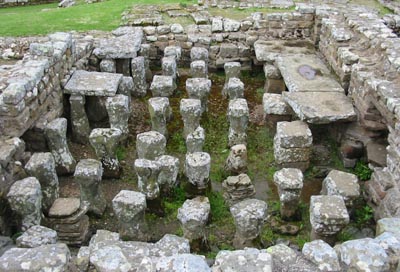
[206,191,231,225]
[115,146,127,161]
[353,161,373,181]
[354,204,374,227]
[163,186,186,221]
[337,230,354,242]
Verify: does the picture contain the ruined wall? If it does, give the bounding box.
[0,0,57,8]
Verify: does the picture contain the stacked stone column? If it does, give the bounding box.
[180,99,202,139]
[184,152,211,195]
[263,63,285,94]
[106,94,130,141]
[131,56,147,97]
[228,99,249,147]
[45,118,76,175]
[186,78,212,114]
[24,152,59,215]
[273,168,303,220]
[273,121,312,171]
[222,62,241,98]
[74,159,106,216]
[112,190,147,241]
[7,177,42,231]
[148,97,171,137]
[190,46,208,79]
[89,128,122,178]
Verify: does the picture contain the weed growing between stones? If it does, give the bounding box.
[352,161,373,181]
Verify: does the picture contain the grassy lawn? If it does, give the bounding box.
[0,0,195,36]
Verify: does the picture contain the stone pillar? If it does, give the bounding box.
[139,44,153,81]
[184,152,211,195]
[136,131,166,160]
[118,76,133,103]
[222,174,255,206]
[186,78,211,113]
[310,195,349,245]
[230,199,267,249]
[112,190,147,241]
[190,60,207,78]
[224,144,247,175]
[24,152,59,215]
[321,170,360,209]
[45,118,76,175]
[100,59,116,73]
[74,159,106,216]
[134,159,161,201]
[177,197,210,243]
[148,97,171,137]
[273,168,303,220]
[222,62,241,97]
[69,95,90,144]
[164,45,182,61]
[89,128,122,178]
[150,75,175,97]
[186,126,205,153]
[162,56,178,88]
[157,155,180,195]
[180,99,202,139]
[228,99,249,147]
[262,93,292,129]
[191,47,209,62]
[274,121,312,172]
[106,94,130,140]
[264,64,285,94]
[131,56,148,97]
[7,177,42,231]
[224,78,244,100]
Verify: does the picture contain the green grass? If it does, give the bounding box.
[208,6,295,20]
[162,186,186,221]
[0,0,195,36]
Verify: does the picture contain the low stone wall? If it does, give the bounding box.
[0,0,58,8]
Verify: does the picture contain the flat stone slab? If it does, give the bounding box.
[93,28,143,59]
[254,40,315,63]
[276,54,344,93]
[48,198,81,218]
[64,70,122,96]
[283,92,357,124]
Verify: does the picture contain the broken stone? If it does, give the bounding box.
[136,131,166,160]
[213,248,273,272]
[273,168,303,219]
[74,159,106,216]
[134,159,161,200]
[45,118,76,175]
[180,99,202,139]
[16,225,57,248]
[186,78,212,113]
[76,246,90,272]
[222,173,255,206]
[148,97,171,137]
[112,190,147,241]
[262,93,292,115]
[224,144,247,175]
[177,196,210,241]
[230,199,268,248]
[48,198,81,218]
[24,152,59,214]
[228,99,249,147]
[7,177,42,231]
[302,239,340,271]
[156,254,210,272]
[89,128,122,178]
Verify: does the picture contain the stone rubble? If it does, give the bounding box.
[222,173,255,206]
[16,225,57,248]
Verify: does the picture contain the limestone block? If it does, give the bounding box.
[212,17,223,33]
[224,144,247,175]
[69,95,90,144]
[25,152,59,214]
[184,152,211,190]
[224,77,244,99]
[45,118,76,175]
[186,78,212,113]
[162,56,178,84]
[223,18,241,32]
[76,246,90,272]
[150,75,175,97]
[134,159,161,200]
[157,155,180,193]
[262,93,292,115]
[164,46,182,61]
[148,97,171,137]
[106,94,130,139]
[222,173,255,206]
[100,59,116,73]
[177,196,210,240]
[186,126,205,153]
[230,199,267,248]
[190,60,208,78]
[191,47,209,61]
[118,76,134,101]
[7,177,42,231]
[16,225,57,248]
[180,99,202,139]
[136,131,166,160]
[213,248,273,272]
[302,240,340,271]
[74,159,106,216]
[131,56,148,97]
[155,254,210,272]
[0,244,70,272]
[321,170,360,207]
[89,128,122,178]
[228,99,249,147]
[112,190,147,241]
[276,121,312,148]
[377,218,400,241]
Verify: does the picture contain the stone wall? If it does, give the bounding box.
[0,0,57,8]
